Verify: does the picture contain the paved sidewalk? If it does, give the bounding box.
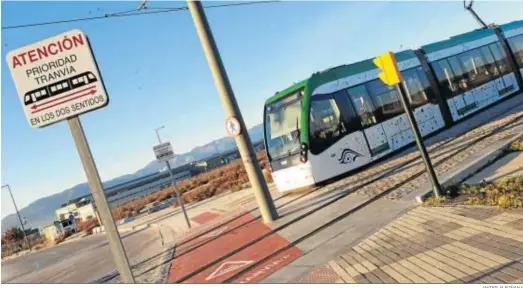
[298,206,523,284]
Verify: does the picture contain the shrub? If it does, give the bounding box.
[423,196,448,206]
[77,218,100,233]
[54,234,65,245]
[461,176,523,209]
[509,139,523,151]
[115,151,271,214]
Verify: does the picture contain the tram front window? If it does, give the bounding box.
[265,91,302,161]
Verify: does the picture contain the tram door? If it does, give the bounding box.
[346,86,390,157]
[307,90,372,183]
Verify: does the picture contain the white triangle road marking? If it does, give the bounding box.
[205,260,255,281]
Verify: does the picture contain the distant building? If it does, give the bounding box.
[55,197,97,223]
[194,140,266,171]
[58,163,204,210]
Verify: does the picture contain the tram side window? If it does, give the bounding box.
[479,46,502,77]
[458,49,491,88]
[432,59,458,99]
[448,56,471,94]
[309,95,345,154]
[366,79,403,121]
[508,34,523,68]
[331,90,361,134]
[401,67,433,108]
[489,42,510,74]
[346,85,378,128]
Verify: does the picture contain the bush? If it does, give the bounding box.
[461,176,523,209]
[423,196,448,206]
[117,152,271,213]
[509,139,523,151]
[77,218,100,233]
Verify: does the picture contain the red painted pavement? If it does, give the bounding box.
[191,211,221,225]
[168,213,303,283]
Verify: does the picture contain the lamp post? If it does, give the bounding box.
[2,184,31,250]
[154,126,191,228]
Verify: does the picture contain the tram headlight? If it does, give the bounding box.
[300,143,308,163]
[299,155,307,163]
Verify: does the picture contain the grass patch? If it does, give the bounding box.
[455,176,523,209]
[423,196,448,206]
[509,138,523,151]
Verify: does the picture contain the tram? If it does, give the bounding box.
[263,19,523,193]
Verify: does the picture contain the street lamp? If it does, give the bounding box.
[155,125,165,143]
[2,184,31,250]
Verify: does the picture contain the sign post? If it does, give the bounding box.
[7,30,135,283]
[153,138,191,229]
[373,52,443,198]
[187,1,278,223]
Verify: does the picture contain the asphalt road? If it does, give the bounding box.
[1,227,165,283]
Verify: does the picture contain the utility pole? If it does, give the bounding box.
[68,117,135,283]
[187,0,278,223]
[396,84,443,198]
[155,126,191,228]
[464,0,489,29]
[2,184,31,251]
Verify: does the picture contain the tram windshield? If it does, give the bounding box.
[265,91,302,160]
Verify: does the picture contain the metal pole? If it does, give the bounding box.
[396,83,443,198]
[2,185,31,251]
[154,126,191,228]
[166,161,192,228]
[155,126,165,143]
[187,0,278,223]
[67,116,135,283]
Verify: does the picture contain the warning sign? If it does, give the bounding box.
[6,29,109,128]
[153,142,175,162]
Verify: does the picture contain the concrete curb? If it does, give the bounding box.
[412,132,523,203]
[92,223,151,235]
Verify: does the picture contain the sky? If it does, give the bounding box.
[1,1,522,219]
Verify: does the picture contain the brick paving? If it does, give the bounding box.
[297,206,523,284]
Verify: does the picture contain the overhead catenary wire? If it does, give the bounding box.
[1,1,280,30]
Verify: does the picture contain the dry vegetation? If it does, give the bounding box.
[509,138,523,151]
[462,176,523,209]
[423,196,448,206]
[77,218,100,235]
[112,152,272,220]
[425,176,523,209]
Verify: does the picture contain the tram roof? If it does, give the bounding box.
[265,50,416,105]
[499,19,523,32]
[421,26,495,54]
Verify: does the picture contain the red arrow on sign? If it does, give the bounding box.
[30,85,96,110]
[31,89,97,114]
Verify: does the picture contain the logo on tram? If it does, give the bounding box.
[338,148,363,164]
